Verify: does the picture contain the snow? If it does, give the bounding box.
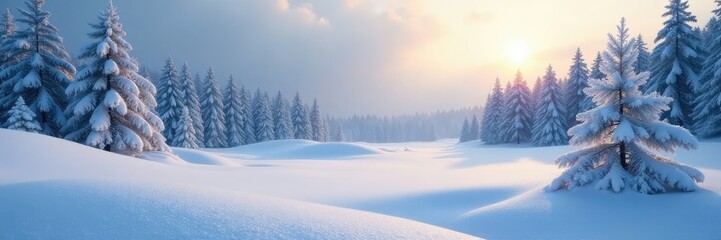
[1,129,720,239]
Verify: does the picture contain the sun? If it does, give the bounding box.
[507,40,531,66]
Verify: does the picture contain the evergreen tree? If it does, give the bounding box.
[531,65,568,146]
[291,92,312,140]
[548,19,702,194]
[565,48,594,126]
[179,63,204,147]
[239,86,255,144]
[310,98,328,142]
[645,0,704,128]
[469,115,480,140]
[172,107,199,149]
[480,78,505,144]
[0,0,75,137]
[272,91,293,140]
[0,9,16,76]
[200,68,226,148]
[253,89,274,142]
[333,125,345,142]
[223,75,244,146]
[589,52,606,80]
[4,97,40,132]
[634,34,651,74]
[692,1,721,137]
[459,117,470,142]
[156,57,185,143]
[64,3,169,155]
[500,71,533,144]
[531,76,542,115]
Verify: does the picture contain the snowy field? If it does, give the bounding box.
[1,128,720,239]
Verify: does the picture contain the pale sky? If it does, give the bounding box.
[0,0,716,116]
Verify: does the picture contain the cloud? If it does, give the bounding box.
[276,0,329,27]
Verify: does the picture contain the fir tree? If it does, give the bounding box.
[253,89,274,142]
[646,0,704,128]
[548,19,703,194]
[531,65,568,146]
[179,63,204,147]
[634,34,651,74]
[0,9,16,76]
[469,115,480,140]
[172,107,199,149]
[156,57,185,143]
[459,117,470,142]
[310,98,328,142]
[565,48,594,126]
[223,75,244,146]
[692,1,721,136]
[291,92,312,140]
[0,0,75,137]
[272,91,293,140]
[200,68,226,148]
[64,3,169,155]
[333,125,345,142]
[500,71,533,144]
[480,78,505,144]
[239,86,255,144]
[589,52,606,80]
[4,97,40,132]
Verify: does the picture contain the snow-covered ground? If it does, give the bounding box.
[1,129,720,239]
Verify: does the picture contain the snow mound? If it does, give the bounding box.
[172,147,241,166]
[0,180,477,240]
[220,139,383,159]
[455,187,721,240]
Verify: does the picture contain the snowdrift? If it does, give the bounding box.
[217,139,383,159]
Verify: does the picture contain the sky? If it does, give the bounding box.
[0,0,716,116]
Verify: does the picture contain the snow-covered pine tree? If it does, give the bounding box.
[63,2,169,155]
[200,68,226,148]
[634,34,651,74]
[469,115,480,140]
[0,9,16,72]
[531,76,542,115]
[156,57,185,144]
[0,0,75,137]
[500,71,533,144]
[480,78,505,144]
[645,0,704,128]
[459,117,470,142]
[253,89,275,142]
[4,97,40,132]
[172,107,199,149]
[179,63,204,147]
[310,98,328,142]
[549,19,703,194]
[239,86,255,144]
[565,48,594,126]
[531,65,568,146]
[291,92,312,140]
[589,52,606,80]
[333,125,345,142]
[272,91,293,140]
[692,1,721,137]
[223,75,244,146]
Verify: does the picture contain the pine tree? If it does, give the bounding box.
[548,19,702,194]
[0,9,17,75]
[272,91,293,140]
[459,117,470,142]
[531,77,542,117]
[589,52,606,80]
[501,71,533,144]
[172,107,199,149]
[0,0,75,137]
[291,92,312,140]
[63,3,169,155]
[692,1,721,137]
[179,63,204,147]
[223,75,244,146]
[531,65,568,146]
[645,0,704,128]
[634,34,651,74]
[333,125,345,142]
[565,48,594,126]
[310,98,328,142]
[156,57,185,143]
[469,115,480,140]
[480,78,505,144]
[253,89,275,142]
[200,68,226,148]
[239,86,255,144]
[4,97,40,132]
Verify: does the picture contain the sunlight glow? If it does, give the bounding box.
[507,39,531,66]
